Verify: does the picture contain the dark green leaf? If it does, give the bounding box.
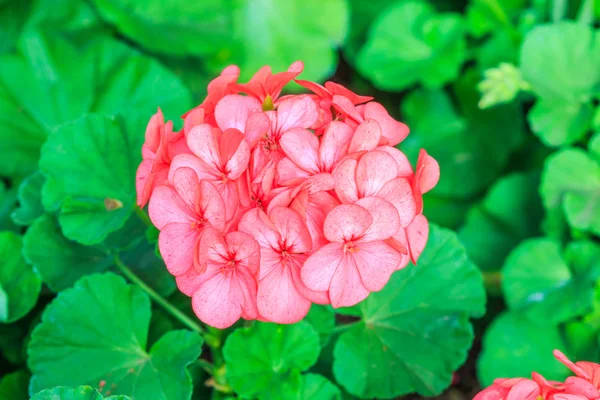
[11,171,45,226]
[304,305,336,347]
[0,369,29,400]
[31,385,130,399]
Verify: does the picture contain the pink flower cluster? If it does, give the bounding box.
[136,62,439,329]
[475,350,600,400]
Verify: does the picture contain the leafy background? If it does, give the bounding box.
[0,0,598,399]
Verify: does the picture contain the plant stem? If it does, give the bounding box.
[482,271,503,296]
[332,321,360,334]
[191,358,215,374]
[134,205,153,227]
[113,255,206,335]
[552,0,567,22]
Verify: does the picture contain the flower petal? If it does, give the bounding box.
[221,128,250,179]
[192,272,245,329]
[364,101,409,146]
[159,222,201,276]
[323,204,372,243]
[376,177,416,228]
[187,124,222,173]
[407,214,429,263]
[214,94,262,132]
[356,150,397,197]
[333,158,359,204]
[280,128,320,174]
[301,242,344,292]
[238,208,281,249]
[416,149,440,193]
[148,185,195,229]
[348,119,382,153]
[352,241,402,291]
[269,207,312,253]
[244,112,270,148]
[320,121,353,171]
[354,197,400,241]
[276,96,319,132]
[329,254,370,308]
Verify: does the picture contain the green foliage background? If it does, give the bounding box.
[0,0,599,399]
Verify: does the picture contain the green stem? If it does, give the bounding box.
[113,255,205,335]
[192,358,215,374]
[482,271,503,296]
[552,0,567,22]
[332,321,360,334]
[134,205,153,227]
[577,0,594,24]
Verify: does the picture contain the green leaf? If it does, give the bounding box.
[28,273,203,399]
[0,180,19,233]
[466,0,525,37]
[332,225,486,398]
[357,0,467,91]
[298,374,340,400]
[344,0,393,61]
[0,0,30,54]
[304,305,336,347]
[401,76,524,201]
[459,173,542,271]
[0,369,29,400]
[478,312,569,386]
[31,385,130,400]
[0,32,190,179]
[40,114,142,245]
[0,323,26,364]
[528,99,594,147]
[541,148,600,235]
[224,0,348,82]
[0,231,41,323]
[11,171,45,226]
[89,0,232,58]
[223,322,321,399]
[23,214,112,292]
[503,238,600,324]
[520,22,600,103]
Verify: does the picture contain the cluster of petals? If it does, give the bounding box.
[475,350,600,400]
[136,62,440,329]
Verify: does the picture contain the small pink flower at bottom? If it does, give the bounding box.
[186,227,260,329]
[474,378,541,400]
[301,197,404,308]
[238,207,328,324]
[148,167,226,276]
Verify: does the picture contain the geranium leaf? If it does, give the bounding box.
[11,171,45,226]
[31,385,130,399]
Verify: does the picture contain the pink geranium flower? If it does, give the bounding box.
[136,109,189,207]
[148,167,226,276]
[301,197,404,308]
[474,378,541,400]
[238,207,328,323]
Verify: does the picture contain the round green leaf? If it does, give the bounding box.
[40,114,142,245]
[31,385,130,400]
[223,322,321,399]
[11,171,45,226]
[520,22,600,103]
[23,214,112,292]
[298,374,340,400]
[357,0,467,91]
[0,231,41,323]
[89,0,233,58]
[332,225,486,398]
[541,148,600,235]
[28,273,203,399]
[225,0,348,82]
[528,99,593,147]
[459,173,542,271]
[0,32,190,179]
[0,369,29,400]
[304,305,336,347]
[478,312,568,386]
[503,238,600,324]
[0,180,18,233]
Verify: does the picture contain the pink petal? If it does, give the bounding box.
[324,82,373,104]
[332,95,363,122]
[257,258,311,323]
[354,197,400,241]
[363,102,409,146]
[269,207,312,254]
[407,214,429,263]
[348,119,382,153]
[171,167,200,211]
[356,151,398,197]
[183,107,205,136]
[279,128,320,174]
[148,185,195,229]
[221,129,250,179]
[225,231,261,277]
[136,159,153,207]
[238,208,281,250]
[299,173,335,194]
[197,180,227,232]
[175,267,206,296]
[216,180,239,221]
[416,149,440,193]
[214,94,262,132]
[144,109,164,153]
[207,64,240,93]
[302,191,339,250]
[333,158,359,203]
[323,204,372,243]
[301,243,344,292]
[295,80,330,99]
[564,377,600,398]
[277,157,312,186]
[187,124,222,174]
[329,254,370,308]
[351,241,401,291]
[505,379,541,400]
[320,121,353,171]
[244,112,270,148]
[168,154,215,183]
[377,146,414,177]
[158,222,201,276]
[276,96,319,132]
[554,350,592,380]
[376,177,416,228]
[288,254,330,305]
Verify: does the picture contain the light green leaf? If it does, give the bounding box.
[520,22,600,103]
[0,369,29,400]
[89,0,232,57]
[304,305,336,347]
[541,148,600,235]
[528,99,593,147]
[344,0,394,61]
[478,312,569,386]
[225,0,348,82]
[466,0,525,37]
[11,171,45,226]
[223,322,321,399]
[0,32,190,179]
[28,273,203,399]
[23,215,112,292]
[357,0,467,91]
[31,385,130,399]
[459,173,542,271]
[332,225,486,398]
[589,131,600,162]
[0,231,41,323]
[40,114,142,245]
[298,374,340,400]
[503,239,600,324]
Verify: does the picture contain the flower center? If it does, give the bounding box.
[261,135,279,152]
[190,220,206,230]
[343,241,359,254]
